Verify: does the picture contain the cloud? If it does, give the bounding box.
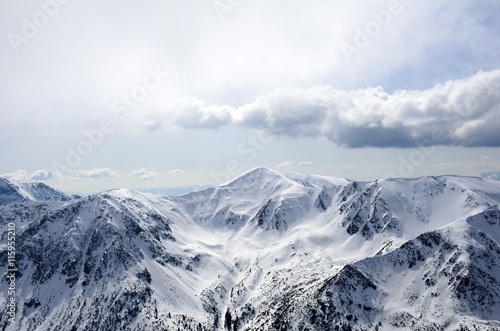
[1,169,61,182]
[275,161,294,169]
[77,168,119,179]
[165,97,233,130]
[30,169,59,181]
[2,168,118,182]
[145,69,500,148]
[274,160,313,169]
[299,161,313,166]
[167,169,186,176]
[1,169,30,182]
[128,168,158,180]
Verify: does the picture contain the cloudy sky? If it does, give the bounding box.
[1,0,500,194]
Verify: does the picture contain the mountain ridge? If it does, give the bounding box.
[0,177,75,206]
[1,169,500,330]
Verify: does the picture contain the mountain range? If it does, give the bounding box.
[1,168,500,330]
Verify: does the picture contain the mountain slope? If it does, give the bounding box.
[243,206,500,330]
[0,178,74,206]
[1,168,500,330]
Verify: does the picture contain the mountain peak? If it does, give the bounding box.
[2,172,500,330]
[235,166,281,179]
[0,177,28,205]
[0,177,74,206]
[223,167,286,188]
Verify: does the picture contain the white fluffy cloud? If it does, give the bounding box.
[147,70,500,148]
[167,169,186,176]
[1,169,61,182]
[77,168,119,179]
[1,169,30,182]
[128,168,158,180]
[30,169,59,181]
[275,161,313,169]
[275,161,294,169]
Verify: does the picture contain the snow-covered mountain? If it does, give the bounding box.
[0,178,75,206]
[481,171,500,181]
[1,168,500,330]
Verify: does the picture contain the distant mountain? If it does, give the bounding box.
[481,171,500,181]
[0,178,74,206]
[1,168,500,330]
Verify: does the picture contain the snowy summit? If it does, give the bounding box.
[1,168,500,330]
